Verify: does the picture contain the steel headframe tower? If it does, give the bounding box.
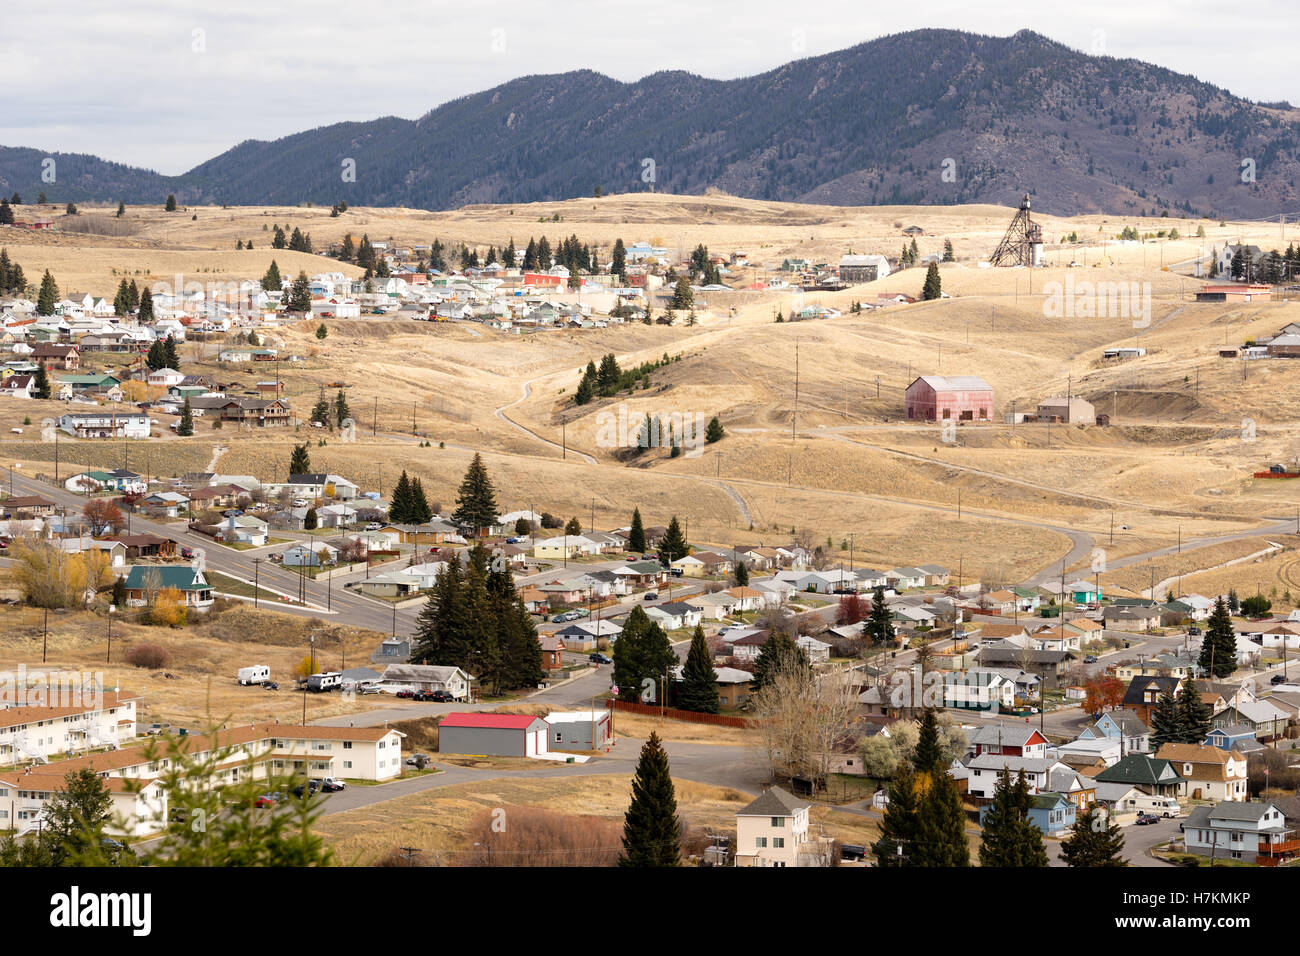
[989,193,1043,267]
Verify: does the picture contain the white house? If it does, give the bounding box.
[1183,801,1295,864]
[734,786,813,868]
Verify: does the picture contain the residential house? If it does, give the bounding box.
[380,664,473,700]
[1122,676,1184,725]
[1078,709,1151,754]
[1093,754,1182,797]
[1203,724,1265,755]
[1156,744,1249,802]
[647,601,703,631]
[734,787,812,868]
[1183,801,1298,865]
[122,565,214,609]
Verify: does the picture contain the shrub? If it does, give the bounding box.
[126,643,172,669]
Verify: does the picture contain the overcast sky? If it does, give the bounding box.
[2,1,1293,175]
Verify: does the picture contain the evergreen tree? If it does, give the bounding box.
[612,606,676,704]
[37,270,58,315]
[912,760,970,867]
[1060,806,1127,867]
[677,625,719,714]
[657,515,688,564]
[303,507,318,531]
[163,335,179,370]
[1228,590,1239,614]
[942,238,955,262]
[864,585,896,647]
[921,262,942,300]
[113,278,131,315]
[628,508,647,553]
[451,453,499,535]
[145,339,165,371]
[165,194,177,211]
[750,633,809,694]
[138,288,154,322]
[596,353,621,394]
[734,560,749,586]
[334,389,350,428]
[127,279,140,311]
[705,415,724,444]
[116,201,124,217]
[310,393,331,427]
[565,516,582,537]
[611,238,627,281]
[1177,680,1213,744]
[1149,686,1183,748]
[914,707,946,776]
[0,200,12,226]
[177,398,194,436]
[978,769,1048,867]
[262,259,282,292]
[288,272,312,312]
[273,225,287,249]
[873,763,920,866]
[316,323,327,340]
[33,362,51,400]
[39,768,116,866]
[289,443,311,477]
[619,732,680,867]
[409,478,432,523]
[1199,596,1236,678]
[389,471,414,524]
[574,375,593,405]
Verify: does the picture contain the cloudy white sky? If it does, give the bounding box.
[2,1,1292,175]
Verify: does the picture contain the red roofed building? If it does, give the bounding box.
[438,712,551,757]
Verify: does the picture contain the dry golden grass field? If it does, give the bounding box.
[2,193,1299,586]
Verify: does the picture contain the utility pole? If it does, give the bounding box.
[792,340,799,442]
[373,396,378,436]
[253,558,262,610]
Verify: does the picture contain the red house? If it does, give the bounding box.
[522,272,564,288]
[969,725,1048,757]
[905,375,993,422]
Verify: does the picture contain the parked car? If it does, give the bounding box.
[1271,674,1288,685]
[589,652,612,664]
[262,681,280,691]
[292,779,322,798]
[1084,655,1098,664]
[364,522,382,531]
[395,689,416,699]
[1188,626,1202,637]
[320,778,346,792]
[507,536,525,544]
[644,592,658,601]
[570,608,589,618]
[254,793,282,808]
[405,753,431,767]
[1135,812,1160,826]
[429,690,454,702]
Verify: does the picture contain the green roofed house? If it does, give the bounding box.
[122,565,214,610]
[1094,753,1182,797]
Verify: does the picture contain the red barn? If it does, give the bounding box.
[905,375,993,422]
[522,272,563,288]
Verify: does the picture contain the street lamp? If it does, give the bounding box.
[252,558,263,609]
[302,634,315,724]
[106,604,115,663]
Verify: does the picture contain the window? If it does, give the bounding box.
[343,761,352,770]
[755,837,767,848]
[773,837,785,848]
[343,741,352,750]
[771,817,785,827]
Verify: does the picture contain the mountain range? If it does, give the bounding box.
[2,28,1299,218]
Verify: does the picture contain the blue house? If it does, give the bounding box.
[979,791,1077,835]
[1078,709,1151,753]
[1204,725,1259,753]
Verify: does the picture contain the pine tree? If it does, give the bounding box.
[912,763,970,867]
[657,515,687,564]
[163,336,179,370]
[628,508,646,553]
[177,397,194,436]
[288,272,312,312]
[33,362,51,400]
[612,606,676,704]
[619,732,680,867]
[138,288,154,322]
[1060,806,1127,867]
[116,201,125,217]
[942,238,955,262]
[1149,687,1183,748]
[705,415,724,443]
[979,769,1048,867]
[0,200,12,226]
[315,323,327,340]
[574,375,593,405]
[409,478,432,523]
[145,339,165,372]
[262,260,282,292]
[750,633,809,694]
[334,389,350,428]
[1199,596,1236,678]
[677,625,719,714]
[612,238,627,281]
[289,443,311,477]
[734,560,749,586]
[597,353,620,394]
[389,471,413,524]
[1177,680,1213,744]
[873,763,920,866]
[921,262,942,300]
[37,270,58,315]
[914,708,946,775]
[303,507,318,531]
[165,194,177,211]
[865,585,896,647]
[310,393,331,427]
[451,453,499,535]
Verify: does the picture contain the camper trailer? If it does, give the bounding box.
[237,665,271,686]
[306,672,343,692]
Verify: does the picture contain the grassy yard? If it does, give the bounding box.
[206,570,303,605]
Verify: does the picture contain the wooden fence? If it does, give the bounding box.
[606,698,760,728]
